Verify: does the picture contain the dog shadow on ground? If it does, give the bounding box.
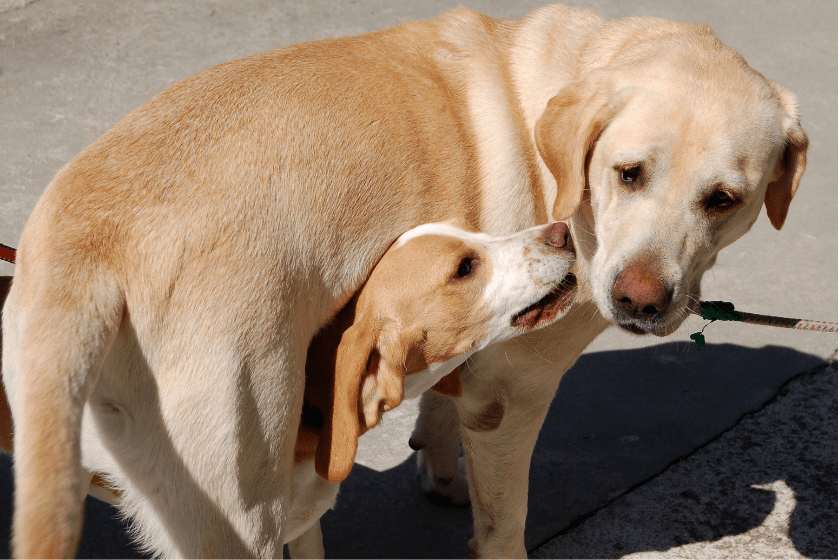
[0,343,834,559]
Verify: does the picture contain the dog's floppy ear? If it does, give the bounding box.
[535,78,631,221]
[315,318,422,483]
[315,319,376,483]
[358,324,423,429]
[764,81,809,230]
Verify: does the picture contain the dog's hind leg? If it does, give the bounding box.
[411,391,470,506]
[3,269,123,558]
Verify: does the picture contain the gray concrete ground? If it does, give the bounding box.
[0,0,836,558]
[531,356,838,560]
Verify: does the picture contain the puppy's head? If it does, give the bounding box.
[310,221,576,482]
[535,21,807,336]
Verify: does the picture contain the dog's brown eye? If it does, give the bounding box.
[706,190,736,210]
[619,166,641,185]
[455,258,474,278]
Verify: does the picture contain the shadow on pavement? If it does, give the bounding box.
[0,452,145,558]
[529,353,837,559]
[321,342,833,558]
[0,342,832,558]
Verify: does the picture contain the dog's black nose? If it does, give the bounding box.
[546,222,571,249]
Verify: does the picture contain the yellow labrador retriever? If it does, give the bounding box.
[410,8,807,559]
[1,4,805,558]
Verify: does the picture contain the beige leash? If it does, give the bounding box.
[689,300,837,350]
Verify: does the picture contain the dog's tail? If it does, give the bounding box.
[6,261,124,558]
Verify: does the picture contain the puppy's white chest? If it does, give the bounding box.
[402,354,466,401]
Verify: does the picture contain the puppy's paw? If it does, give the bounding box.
[416,452,470,506]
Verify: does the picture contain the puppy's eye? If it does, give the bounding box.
[618,165,641,185]
[706,190,737,210]
[455,258,474,279]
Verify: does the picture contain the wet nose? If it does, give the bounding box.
[545,222,572,250]
[613,262,672,319]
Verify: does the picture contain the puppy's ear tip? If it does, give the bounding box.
[315,455,329,480]
[767,212,786,230]
[325,465,353,483]
[408,436,426,451]
[315,446,356,483]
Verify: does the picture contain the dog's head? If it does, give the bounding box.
[306,221,576,482]
[535,21,808,336]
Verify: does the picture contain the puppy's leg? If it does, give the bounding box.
[411,391,469,506]
[287,520,325,559]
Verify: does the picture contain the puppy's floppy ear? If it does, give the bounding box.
[764,81,809,230]
[358,324,423,429]
[535,78,631,221]
[315,320,377,483]
[315,319,422,483]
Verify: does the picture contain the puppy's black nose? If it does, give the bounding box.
[546,222,571,249]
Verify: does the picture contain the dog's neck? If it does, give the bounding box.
[507,8,604,131]
[504,7,610,272]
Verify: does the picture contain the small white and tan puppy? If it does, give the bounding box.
[281,220,577,558]
[0,220,575,558]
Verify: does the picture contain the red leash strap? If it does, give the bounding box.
[0,243,16,264]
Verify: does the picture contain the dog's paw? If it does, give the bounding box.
[416,452,470,506]
[467,537,480,559]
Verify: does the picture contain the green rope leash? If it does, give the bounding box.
[689,301,838,350]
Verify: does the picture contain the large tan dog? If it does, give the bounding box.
[1,3,805,558]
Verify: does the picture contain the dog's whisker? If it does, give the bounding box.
[511,336,553,364]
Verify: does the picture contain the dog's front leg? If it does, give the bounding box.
[287,520,324,559]
[412,305,608,557]
[411,355,569,558]
[455,377,557,559]
[452,308,606,559]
